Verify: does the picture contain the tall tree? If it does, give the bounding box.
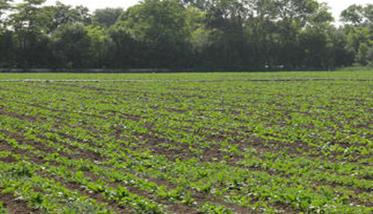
[341,4,373,65]
[51,23,92,68]
[0,0,12,29]
[0,0,13,66]
[40,2,91,34]
[115,0,192,68]
[86,25,112,67]
[0,0,368,69]
[341,4,373,26]
[9,0,52,67]
[186,0,250,67]
[93,8,123,28]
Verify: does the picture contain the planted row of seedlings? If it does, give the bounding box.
[0,72,372,213]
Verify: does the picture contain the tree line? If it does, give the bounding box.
[0,0,372,70]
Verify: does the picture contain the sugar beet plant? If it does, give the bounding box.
[0,71,372,213]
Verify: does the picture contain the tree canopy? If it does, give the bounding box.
[0,0,372,69]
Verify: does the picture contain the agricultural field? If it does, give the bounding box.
[0,71,372,213]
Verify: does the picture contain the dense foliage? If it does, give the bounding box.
[0,0,372,69]
[0,71,372,213]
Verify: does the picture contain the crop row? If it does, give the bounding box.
[0,72,372,213]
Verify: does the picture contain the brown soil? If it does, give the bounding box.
[0,108,38,122]
[0,191,38,214]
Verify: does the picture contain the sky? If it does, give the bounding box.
[19,0,373,21]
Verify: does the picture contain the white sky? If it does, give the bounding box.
[16,0,373,21]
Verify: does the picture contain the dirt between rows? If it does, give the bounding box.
[4,123,260,214]
[0,138,134,213]
[0,108,38,123]
[0,191,37,214]
[48,173,135,214]
[4,87,370,164]
[0,131,203,213]
[3,105,370,194]
[0,104,370,211]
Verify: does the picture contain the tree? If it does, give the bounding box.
[184,0,251,67]
[0,30,15,67]
[0,0,14,67]
[86,25,112,67]
[108,24,141,68]
[115,0,192,68]
[0,0,369,69]
[9,0,53,67]
[93,8,123,28]
[341,4,373,65]
[0,0,12,29]
[184,5,212,66]
[341,4,372,26]
[367,46,373,66]
[327,28,355,67]
[40,2,91,34]
[10,0,47,31]
[51,23,91,68]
